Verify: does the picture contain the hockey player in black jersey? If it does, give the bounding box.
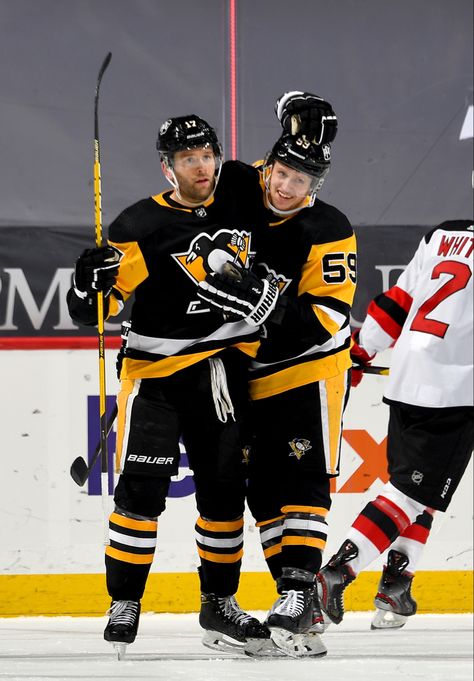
[67,114,271,657]
[198,128,357,656]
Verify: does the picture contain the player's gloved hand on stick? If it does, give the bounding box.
[73,246,122,298]
[275,91,338,144]
[198,263,279,326]
[350,329,375,387]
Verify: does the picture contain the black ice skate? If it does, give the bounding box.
[266,568,327,658]
[104,600,141,660]
[371,549,417,630]
[317,540,357,625]
[200,592,272,655]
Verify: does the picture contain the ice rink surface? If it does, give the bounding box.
[0,612,472,681]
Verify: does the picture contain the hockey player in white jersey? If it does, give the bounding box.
[317,219,474,629]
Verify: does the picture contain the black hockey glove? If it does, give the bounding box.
[197,263,279,327]
[275,91,338,144]
[73,246,122,298]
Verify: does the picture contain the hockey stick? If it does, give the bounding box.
[93,52,112,542]
[70,403,118,487]
[359,365,390,376]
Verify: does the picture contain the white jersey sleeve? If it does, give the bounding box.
[359,220,474,407]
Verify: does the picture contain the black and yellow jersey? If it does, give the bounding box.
[68,161,265,379]
[248,171,357,400]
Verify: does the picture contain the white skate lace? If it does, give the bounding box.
[272,590,306,618]
[107,600,139,626]
[209,357,235,423]
[220,595,255,625]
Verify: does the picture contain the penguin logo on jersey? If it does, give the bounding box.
[172,228,253,314]
[242,445,251,465]
[173,230,251,281]
[288,438,312,460]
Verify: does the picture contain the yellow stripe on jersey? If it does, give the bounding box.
[249,349,351,400]
[299,235,357,306]
[152,191,216,210]
[107,241,149,310]
[122,349,231,379]
[115,378,139,472]
[233,340,260,358]
[312,304,341,337]
[320,372,347,474]
[121,342,260,380]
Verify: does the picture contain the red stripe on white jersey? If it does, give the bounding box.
[385,285,413,313]
[367,300,402,340]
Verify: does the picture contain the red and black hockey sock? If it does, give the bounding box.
[346,494,413,574]
[389,508,435,573]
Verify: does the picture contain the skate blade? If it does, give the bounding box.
[371,608,409,630]
[270,627,327,658]
[110,642,128,660]
[244,637,285,657]
[202,630,282,657]
[202,629,246,653]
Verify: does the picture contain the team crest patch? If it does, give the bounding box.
[289,438,312,460]
[242,445,251,465]
[172,228,252,285]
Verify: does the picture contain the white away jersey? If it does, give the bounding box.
[359,220,473,408]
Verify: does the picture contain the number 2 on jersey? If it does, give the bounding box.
[410,260,472,338]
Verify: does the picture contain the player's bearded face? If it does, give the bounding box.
[172,148,216,204]
[268,161,313,212]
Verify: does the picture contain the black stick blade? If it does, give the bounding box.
[70,457,89,487]
[94,52,112,139]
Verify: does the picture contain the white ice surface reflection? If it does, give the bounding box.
[0,612,472,681]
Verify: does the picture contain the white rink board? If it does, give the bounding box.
[1,349,472,576]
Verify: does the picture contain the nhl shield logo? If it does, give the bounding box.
[411,470,424,485]
[289,438,312,460]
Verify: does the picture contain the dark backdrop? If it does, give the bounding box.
[0,0,472,337]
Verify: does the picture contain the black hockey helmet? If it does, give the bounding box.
[266,133,331,180]
[157,115,222,161]
[263,133,331,214]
